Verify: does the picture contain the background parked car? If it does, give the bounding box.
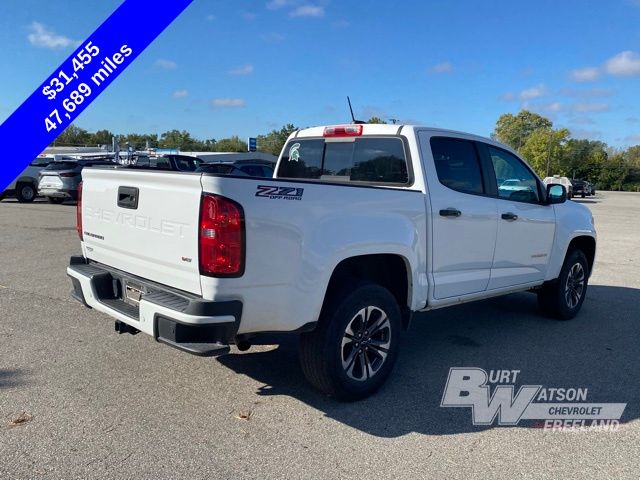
[1,157,51,202]
[132,154,202,171]
[196,159,275,177]
[38,158,115,204]
[570,179,590,198]
[544,175,574,199]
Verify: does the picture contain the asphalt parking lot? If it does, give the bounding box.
[0,192,638,479]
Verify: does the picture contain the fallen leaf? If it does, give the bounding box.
[8,412,33,428]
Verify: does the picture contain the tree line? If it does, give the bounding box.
[492,110,640,191]
[51,113,640,190]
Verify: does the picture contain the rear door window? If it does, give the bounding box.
[430,137,484,195]
[277,137,409,184]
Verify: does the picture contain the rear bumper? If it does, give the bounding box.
[39,188,77,199]
[67,256,242,356]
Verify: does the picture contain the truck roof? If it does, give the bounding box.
[294,124,515,154]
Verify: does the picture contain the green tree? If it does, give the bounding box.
[53,124,92,146]
[562,139,607,180]
[519,127,570,177]
[598,153,628,191]
[256,124,298,156]
[493,110,553,150]
[92,129,114,146]
[215,136,248,153]
[158,130,201,151]
[366,116,387,124]
[118,133,159,150]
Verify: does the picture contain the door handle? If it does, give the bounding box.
[501,212,518,221]
[439,208,462,217]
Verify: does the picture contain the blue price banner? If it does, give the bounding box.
[0,0,193,191]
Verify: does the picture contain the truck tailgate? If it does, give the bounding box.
[80,168,203,295]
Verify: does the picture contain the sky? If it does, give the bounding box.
[1,0,640,147]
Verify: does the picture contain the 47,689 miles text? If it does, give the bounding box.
[43,44,133,133]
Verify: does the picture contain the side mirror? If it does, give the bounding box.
[546,184,567,204]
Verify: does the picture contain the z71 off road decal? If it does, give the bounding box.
[255,185,304,200]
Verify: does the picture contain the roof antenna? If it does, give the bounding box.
[347,96,365,124]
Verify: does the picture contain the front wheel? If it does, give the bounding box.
[299,283,402,401]
[538,249,589,320]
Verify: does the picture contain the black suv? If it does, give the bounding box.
[196,159,275,178]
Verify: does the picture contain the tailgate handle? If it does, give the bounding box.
[117,186,139,209]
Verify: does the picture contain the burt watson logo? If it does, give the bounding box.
[440,368,626,431]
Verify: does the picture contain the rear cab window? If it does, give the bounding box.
[277,137,409,185]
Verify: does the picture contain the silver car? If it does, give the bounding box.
[38,158,114,204]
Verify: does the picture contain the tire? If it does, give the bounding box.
[581,192,586,198]
[15,183,36,203]
[47,197,65,204]
[538,249,589,320]
[299,283,402,401]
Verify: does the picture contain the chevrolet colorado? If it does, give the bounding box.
[67,124,596,400]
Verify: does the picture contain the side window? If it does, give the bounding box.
[430,137,484,194]
[488,147,540,203]
[150,157,172,170]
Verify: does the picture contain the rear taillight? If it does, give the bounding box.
[323,124,363,137]
[199,194,244,276]
[76,182,83,240]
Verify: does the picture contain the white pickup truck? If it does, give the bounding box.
[68,124,596,400]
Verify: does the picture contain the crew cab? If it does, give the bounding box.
[67,124,596,400]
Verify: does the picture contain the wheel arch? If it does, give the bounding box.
[320,253,413,330]
[567,235,596,276]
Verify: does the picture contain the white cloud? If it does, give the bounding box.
[27,21,76,49]
[570,117,596,125]
[560,87,614,98]
[267,0,293,9]
[430,62,453,74]
[211,98,246,108]
[569,67,600,82]
[228,64,254,75]
[519,84,547,100]
[572,102,609,113]
[172,89,188,98]
[155,59,177,70]
[534,102,563,113]
[624,134,640,142]
[604,50,640,76]
[261,32,285,43]
[289,5,324,17]
[528,101,609,114]
[332,19,350,28]
[571,128,602,140]
[500,92,516,101]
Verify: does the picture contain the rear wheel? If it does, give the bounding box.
[16,183,36,203]
[47,197,65,204]
[299,283,402,401]
[538,249,589,320]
